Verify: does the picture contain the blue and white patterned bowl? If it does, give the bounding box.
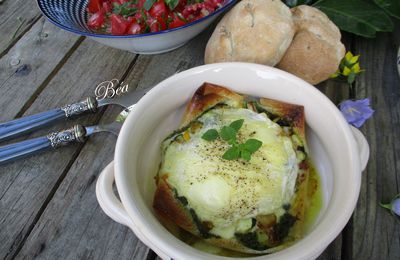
[36,0,237,54]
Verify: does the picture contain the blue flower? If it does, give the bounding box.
[380,194,400,218]
[339,99,374,128]
[392,198,400,216]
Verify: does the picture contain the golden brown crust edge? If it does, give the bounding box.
[259,97,306,143]
[180,82,244,126]
[153,178,198,235]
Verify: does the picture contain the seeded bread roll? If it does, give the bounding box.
[277,5,345,85]
[204,0,294,66]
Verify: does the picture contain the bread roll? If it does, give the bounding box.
[277,5,345,85]
[204,0,294,66]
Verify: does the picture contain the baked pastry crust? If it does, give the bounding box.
[181,82,244,126]
[153,83,311,254]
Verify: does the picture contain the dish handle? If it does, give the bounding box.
[96,162,172,260]
[96,161,132,227]
[350,126,370,171]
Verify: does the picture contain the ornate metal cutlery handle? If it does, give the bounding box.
[0,125,87,165]
[0,97,97,142]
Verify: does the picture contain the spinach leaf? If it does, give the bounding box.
[272,213,297,242]
[235,232,268,251]
[313,0,393,38]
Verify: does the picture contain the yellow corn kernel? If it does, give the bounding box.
[183,131,190,141]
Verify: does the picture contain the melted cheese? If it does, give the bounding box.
[160,107,299,238]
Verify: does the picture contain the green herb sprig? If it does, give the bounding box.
[201,119,262,161]
[113,1,138,16]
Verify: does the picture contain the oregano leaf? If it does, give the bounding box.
[220,126,237,141]
[240,150,251,161]
[243,139,263,153]
[202,129,219,141]
[222,146,240,160]
[200,118,262,161]
[229,119,244,132]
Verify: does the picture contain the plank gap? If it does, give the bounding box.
[0,14,42,60]
[341,219,354,260]
[120,54,140,85]
[340,33,356,259]
[145,250,158,260]
[14,36,85,119]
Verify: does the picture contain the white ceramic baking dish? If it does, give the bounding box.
[96,63,369,260]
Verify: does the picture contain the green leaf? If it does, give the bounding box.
[229,119,244,132]
[121,8,137,16]
[284,0,316,8]
[347,72,356,85]
[220,126,237,141]
[243,139,263,153]
[314,0,394,38]
[202,129,219,141]
[144,0,157,11]
[240,150,251,161]
[379,202,392,210]
[373,0,400,19]
[165,0,179,10]
[222,147,240,160]
[113,2,138,16]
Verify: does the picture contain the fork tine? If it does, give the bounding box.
[85,122,121,136]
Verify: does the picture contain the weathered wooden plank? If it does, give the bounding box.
[316,235,343,260]
[15,106,152,260]
[0,39,136,260]
[0,0,42,56]
[0,17,81,122]
[12,28,212,260]
[350,29,400,259]
[122,26,212,89]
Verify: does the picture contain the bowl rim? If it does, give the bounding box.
[114,62,361,259]
[36,0,237,38]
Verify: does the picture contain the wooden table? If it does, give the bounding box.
[0,1,399,259]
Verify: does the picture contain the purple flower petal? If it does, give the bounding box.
[351,117,367,128]
[392,198,400,216]
[340,98,374,128]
